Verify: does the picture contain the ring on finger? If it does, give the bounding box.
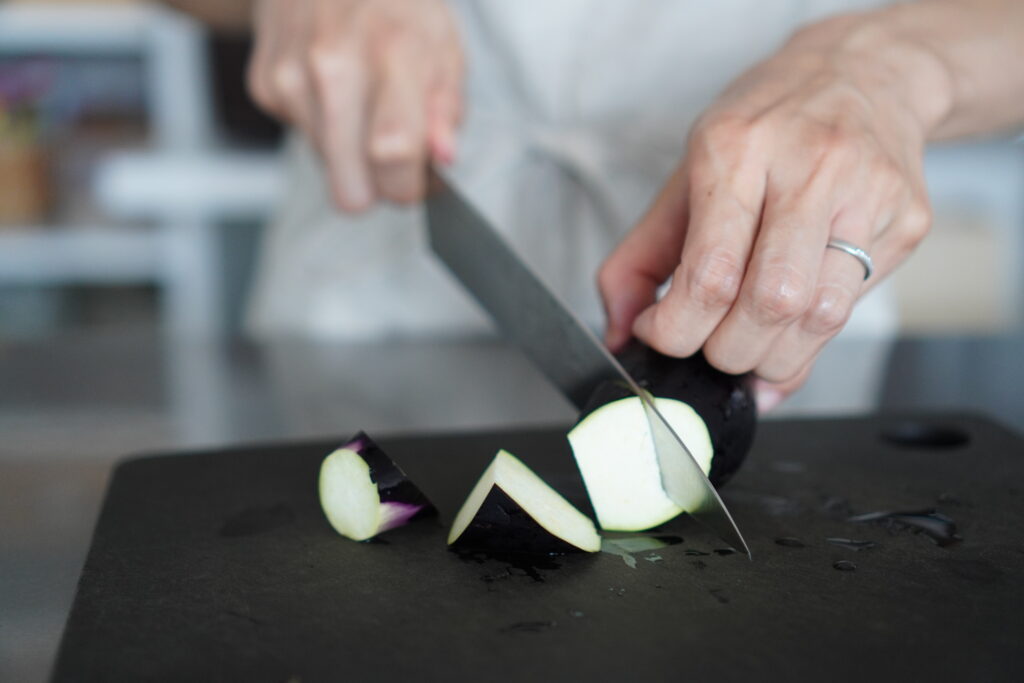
[826,239,873,281]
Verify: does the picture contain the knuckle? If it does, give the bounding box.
[809,124,860,170]
[903,198,933,243]
[270,62,305,98]
[369,131,419,165]
[684,251,743,310]
[647,307,699,358]
[307,44,360,87]
[747,264,811,325]
[802,284,855,336]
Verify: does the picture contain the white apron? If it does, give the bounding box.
[247,0,898,413]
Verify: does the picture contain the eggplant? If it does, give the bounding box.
[568,341,757,532]
[448,450,601,554]
[318,431,437,541]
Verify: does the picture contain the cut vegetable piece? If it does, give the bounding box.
[318,431,436,541]
[569,341,757,532]
[569,396,712,531]
[448,450,600,554]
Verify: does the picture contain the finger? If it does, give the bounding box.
[367,39,431,203]
[597,171,690,352]
[754,201,877,382]
[248,2,312,129]
[859,191,932,284]
[632,158,766,358]
[702,176,832,374]
[309,46,374,212]
[427,49,464,165]
[752,362,813,414]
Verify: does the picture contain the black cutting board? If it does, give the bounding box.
[53,414,1024,683]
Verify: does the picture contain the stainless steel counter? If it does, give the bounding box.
[1,328,1021,682]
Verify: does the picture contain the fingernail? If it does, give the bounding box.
[756,387,785,414]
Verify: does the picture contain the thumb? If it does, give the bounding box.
[598,171,690,351]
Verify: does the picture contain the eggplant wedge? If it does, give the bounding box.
[319,431,437,541]
[448,450,600,554]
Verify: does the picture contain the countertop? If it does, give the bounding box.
[1,328,1021,682]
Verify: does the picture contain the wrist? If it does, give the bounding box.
[787,11,955,140]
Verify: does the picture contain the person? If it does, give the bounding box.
[242,0,1024,412]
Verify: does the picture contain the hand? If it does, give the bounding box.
[248,0,464,211]
[598,16,951,408]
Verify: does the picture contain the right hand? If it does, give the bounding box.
[248,0,464,211]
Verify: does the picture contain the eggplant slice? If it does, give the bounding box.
[319,432,437,541]
[569,396,713,531]
[568,342,757,532]
[448,450,600,554]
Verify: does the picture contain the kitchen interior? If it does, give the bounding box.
[2,2,1023,682]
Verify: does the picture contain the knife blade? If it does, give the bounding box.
[425,169,750,557]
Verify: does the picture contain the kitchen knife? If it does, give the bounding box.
[425,169,750,558]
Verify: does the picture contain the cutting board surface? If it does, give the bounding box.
[54,414,1024,682]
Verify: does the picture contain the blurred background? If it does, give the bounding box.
[1,1,1023,681]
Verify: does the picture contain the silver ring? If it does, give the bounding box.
[826,239,873,280]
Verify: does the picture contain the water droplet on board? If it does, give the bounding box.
[833,560,857,571]
[825,538,877,551]
[684,549,709,556]
[713,548,737,556]
[774,537,806,548]
[847,509,961,547]
[709,588,730,604]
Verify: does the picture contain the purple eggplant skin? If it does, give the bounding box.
[449,486,589,555]
[580,341,757,487]
[343,431,438,523]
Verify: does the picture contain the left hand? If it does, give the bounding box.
[598,15,950,410]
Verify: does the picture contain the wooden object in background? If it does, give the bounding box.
[0,137,49,225]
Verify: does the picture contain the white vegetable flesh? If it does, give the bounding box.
[568,397,713,531]
[448,449,600,553]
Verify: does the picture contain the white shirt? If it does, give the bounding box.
[247,0,897,413]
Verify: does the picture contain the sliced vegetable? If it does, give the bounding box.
[318,431,437,541]
[568,341,756,532]
[448,449,601,554]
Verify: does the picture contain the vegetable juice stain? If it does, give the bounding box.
[601,535,682,568]
[848,509,961,546]
[453,548,561,583]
